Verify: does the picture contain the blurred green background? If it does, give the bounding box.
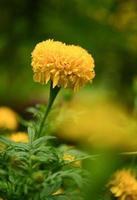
[0,0,137,111]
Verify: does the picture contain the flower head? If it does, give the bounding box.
[0,107,18,130]
[108,169,137,200]
[10,132,28,143]
[63,153,81,167]
[31,39,95,91]
[63,153,75,162]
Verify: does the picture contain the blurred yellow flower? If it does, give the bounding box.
[63,153,75,162]
[10,132,28,143]
[0,107,18,130]
[63,154,81,167]
[31,39,95,91]
[108,169,137,200]
[56,93,137,150]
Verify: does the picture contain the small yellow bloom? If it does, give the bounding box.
[63,153,75,161]
[108,169,137,200]
[31,39,95,91]
[63,154,81,167]
[10,132,28,143]
[52,188,64,196]
[0,107,18,130]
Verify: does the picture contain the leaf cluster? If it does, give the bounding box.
[0,106,89,200]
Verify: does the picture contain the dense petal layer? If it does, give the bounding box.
[31,39,95,90]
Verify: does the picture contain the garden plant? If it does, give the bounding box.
[0,39,95,200]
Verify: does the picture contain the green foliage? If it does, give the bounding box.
[0,105,89,200]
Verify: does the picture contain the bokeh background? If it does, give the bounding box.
[1,0,137,108]
[0,0,137,199]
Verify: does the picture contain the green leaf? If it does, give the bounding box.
[28,126,35,144]
[0,136,12,146]
[32,136,56,147]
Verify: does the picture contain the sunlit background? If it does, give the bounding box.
[0,0,137,199]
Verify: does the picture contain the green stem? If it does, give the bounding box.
[37,82,60,138]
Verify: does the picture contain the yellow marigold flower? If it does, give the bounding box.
[31,39,95,91]
[10,132,28,143]
[0,107,18,130]
[63,154,81,167]
[108,169,137,200]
